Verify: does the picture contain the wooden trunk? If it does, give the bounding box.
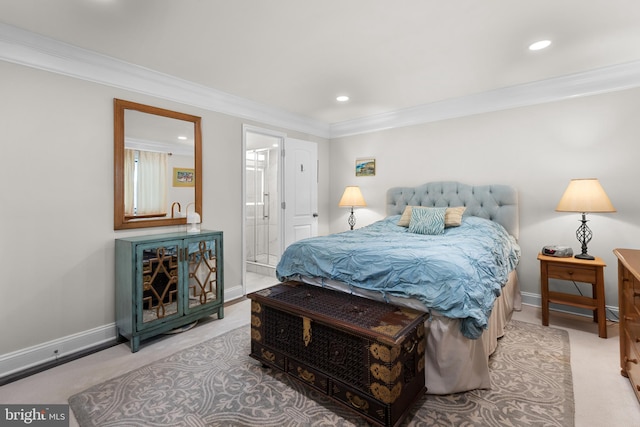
[248,282,428,427]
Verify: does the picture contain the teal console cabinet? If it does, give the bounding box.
[115,230,224,352]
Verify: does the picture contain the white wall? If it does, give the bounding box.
[329,87,640,311]
[0,60,329,374]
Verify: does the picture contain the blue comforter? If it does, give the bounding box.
[276,215,521,339]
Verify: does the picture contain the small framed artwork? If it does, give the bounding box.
[173,168,195,187]
[355,158,375,177]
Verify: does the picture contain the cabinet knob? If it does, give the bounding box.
[625,356,638,365]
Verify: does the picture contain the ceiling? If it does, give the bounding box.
[2,0,640,125]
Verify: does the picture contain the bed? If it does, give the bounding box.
[275,181,522,394]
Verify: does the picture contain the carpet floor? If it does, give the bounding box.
[69,320,573,426]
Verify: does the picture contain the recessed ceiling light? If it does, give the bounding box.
[529,40,552,51]
[336,95,349,102]
[178,136,187,140]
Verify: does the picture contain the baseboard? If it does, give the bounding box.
[0,288,248,385]
[520,291,620,321]
[0,323,117,384]
[225,284,245,302]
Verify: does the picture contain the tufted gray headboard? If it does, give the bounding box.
[386,181,519,239]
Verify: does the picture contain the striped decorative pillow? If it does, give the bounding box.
[408,207,447,235]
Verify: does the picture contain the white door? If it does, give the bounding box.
[283,138,318,250]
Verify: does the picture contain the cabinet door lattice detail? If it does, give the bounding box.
[188,240,218,307]
[142,246,180,323]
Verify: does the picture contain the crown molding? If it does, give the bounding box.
[0,22,331,138]
[330,60,640,138]
[2,22,640,140]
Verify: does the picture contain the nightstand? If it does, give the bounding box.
[537,253,607,338]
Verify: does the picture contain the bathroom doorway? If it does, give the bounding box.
[243,126,284,280]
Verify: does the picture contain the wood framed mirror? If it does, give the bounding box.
[114,99,202,230]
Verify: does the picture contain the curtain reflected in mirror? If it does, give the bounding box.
[124,149,168,218]
[114,99,202,230]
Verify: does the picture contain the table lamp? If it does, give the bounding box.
[555,178,616,260]
[338,186,366,230]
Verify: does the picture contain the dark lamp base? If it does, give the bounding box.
[574,213,595,261]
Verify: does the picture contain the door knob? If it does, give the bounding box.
[312,213,318,217]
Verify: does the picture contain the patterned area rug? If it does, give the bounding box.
[69,320,573,426]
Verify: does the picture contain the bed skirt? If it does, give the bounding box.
[296,270,521,395]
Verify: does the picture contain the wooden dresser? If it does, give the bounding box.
[248,282,428,427]
[613,248,640,402]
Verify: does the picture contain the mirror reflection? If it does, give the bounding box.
[114,99,202,230]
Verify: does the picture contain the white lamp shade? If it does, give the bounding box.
[555,178,616,213]
[338,186,367,207]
